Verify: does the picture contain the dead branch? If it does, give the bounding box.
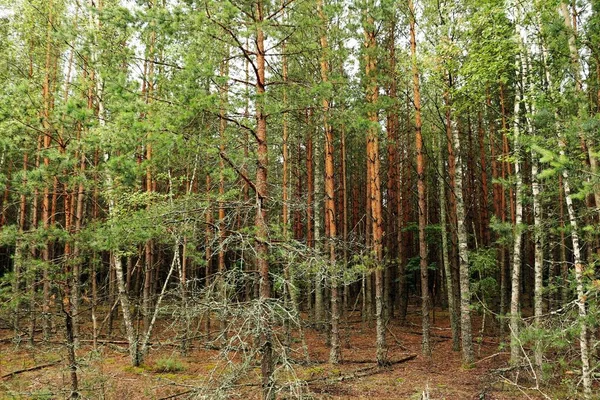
[305,354,417,384]
[1,360,60,380]
[157,389,195,400]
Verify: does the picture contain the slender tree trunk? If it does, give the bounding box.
[89,0,139,365]
[62,294,79,398]
[364,5,386,365]
[41,0,54,342]
[539,13,592,393]
[254,3,274,397]
[558,176,569,304]
[317,0,340,364]
[143,27,156,333]
[509,32,524,365]
[521,43,545,378]
[314,122,324,330]
[341,124,349,316]
[29,136,42,345]
[560,155,592,397]
[385,17,399,321]
[449,108,474,366]
[409,0,430,358]
[280,9,294,347]
[218,56,229,334]
[477,112,490,246]
[205,173,213,335]
[499,84,510,336]
[438,132,460,352]
[13,154,28,339]
[398,86,412,325]
[444,79,461,335]
[531,142,544,376]
[560,4,600,216]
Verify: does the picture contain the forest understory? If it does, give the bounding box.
[0,305,559,400]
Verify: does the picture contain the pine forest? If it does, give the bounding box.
[0,0,599,399]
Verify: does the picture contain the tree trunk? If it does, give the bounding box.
[89,0,139,366]
[254,3,274,397]
[385,17,399,321]
[509,35,523,365]
[364,5,386,365]
[398,86,412,325]
[444,79,461,336]
[539,13,592,393]
[560,3,600,216]
[218,56,229,334]
[449,108,474,366]
[205,173,213,336]
[477,112,490,247]
[560,155,592,398]
[317,0,340,364]
[409,0,430,358]
[499,83,510,336]
[438,132,460,352]
[13,154,28,338]
[41,0,54,342]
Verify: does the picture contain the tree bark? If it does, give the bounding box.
[254,3,274,397]
[438,132,460,352]
[385,17,400,322]
[317,0,340,364]
[363,3,386,365]
[409,0,430,358]
[509,30,524,365]
[450,108,474,366]
[41,0,54,342]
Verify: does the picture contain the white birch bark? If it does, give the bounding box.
[537,7,591,395]
[438,131,460,352]
[450,110,474,365]
[509,6,525,365]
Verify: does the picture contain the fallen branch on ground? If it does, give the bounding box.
[1,360,61,380]
[475,352,509,364]
[158,389,196,400]
[305,354,417,384]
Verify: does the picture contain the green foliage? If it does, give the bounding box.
[154,356,186,373]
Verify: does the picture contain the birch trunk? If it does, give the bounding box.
[537,16,591,393]
[559,4,600,216]
[509,51,523,366]
[89,0,139,366]
[509,8,530,366]
[450,110,474,366]
[523,42,544,377]
[438,133,460,352]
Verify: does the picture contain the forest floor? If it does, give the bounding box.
[0,305,561,399]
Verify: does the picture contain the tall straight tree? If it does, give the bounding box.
[317,0,340,365]
[449,105,474,366]
[538,4,592,394]
[384,8,400,321]
[409,0,430,358]
[363,0,386,365]
[254,2,273,396]
[509,7,524,364]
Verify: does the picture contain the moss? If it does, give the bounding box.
[123,365,148,374]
